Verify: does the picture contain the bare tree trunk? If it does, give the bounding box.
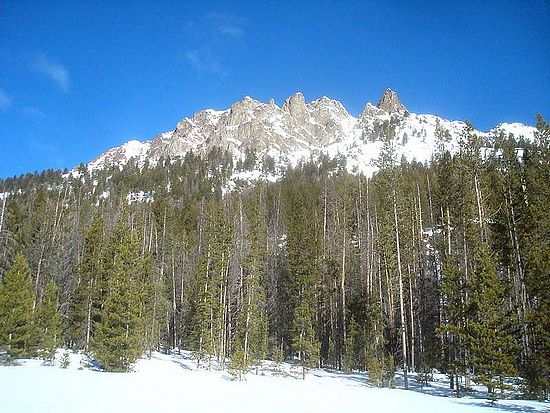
[500,177,528,361]
[239,196,245,307]
[0,194,6,235]
[408,264,415,372]
[341,226,347,346]
[85,292,92,351]
[383,255,395,329]
[474,174,485,241]
[171,253,177,349]
[244,275,253,365]
[33,243,46,309]
[446,206,452,256]
[323,180,328,261]
[394,191,408,390]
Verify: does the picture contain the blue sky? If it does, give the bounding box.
[1,1,549,178]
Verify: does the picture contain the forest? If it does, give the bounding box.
[0,115,548,402]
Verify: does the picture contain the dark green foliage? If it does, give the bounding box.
[284,180,321,379]
[521,114,550,400]
[36,279,62,364]
[469,244,517,403]
[384,354,396,388]
[0,253,36,358]
[291,299,320,379]
[92,223,147,372]
[71,217,104,350]
[229,340,247,381]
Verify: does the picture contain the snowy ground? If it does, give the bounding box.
[0,351,547,413]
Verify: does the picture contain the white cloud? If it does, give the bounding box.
[33,54,70,92]
[183,12,244,76]
[0,89,13,110]
[185,50,225,75]
[205,13,245,38]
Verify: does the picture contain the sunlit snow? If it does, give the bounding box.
[0,351,546,413]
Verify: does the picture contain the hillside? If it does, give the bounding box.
[0,98,549,409]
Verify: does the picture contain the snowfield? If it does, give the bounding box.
[0,351,547,413]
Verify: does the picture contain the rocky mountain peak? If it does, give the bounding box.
[359,102,385,120]
[376,88,408,115]
[231,95,261,109]
[282,92,307,119]
[86,89,536,179]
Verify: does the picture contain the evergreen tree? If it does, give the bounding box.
[469,244,517,403]
[92,223,146,372]
[229,340,248,381]
[71,217,104,350]
[522,114,550,400]
[366,298,387,387]
[384,353,396,388]
[440,256,469,396]
[284,180,321,379]
[242,189,269,372]
[190,200,233,369]
[36,279,62,364]
[0,253,36,359]
[292,299,320,379]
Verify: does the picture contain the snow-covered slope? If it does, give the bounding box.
[86,89,537,177]
[1,351,547,413]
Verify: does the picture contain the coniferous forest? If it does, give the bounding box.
[0,115,549,401]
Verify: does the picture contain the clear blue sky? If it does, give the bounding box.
[1,1,549,178]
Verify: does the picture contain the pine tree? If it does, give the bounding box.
[191,245,212,368]
[384,353,396,388]
[468,244,517,403]
[190,200,233,369]
[292,299,320,379]
[522,114,550,400]
[0,253,37,359]
[36,279,62,364]
[284,181,321,380]
[366,298,387,387]
[242,189,269,373]
[342,317,360,373]
[229,340,248,381]
[71,217,104,350]
[440,256,469,396]
[92,224,146,372]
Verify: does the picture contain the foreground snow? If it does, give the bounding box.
[0,351,547,413]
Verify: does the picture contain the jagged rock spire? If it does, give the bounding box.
[376,88,408,115]
[282,92,307,119]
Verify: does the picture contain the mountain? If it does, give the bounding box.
[87,89,537,177]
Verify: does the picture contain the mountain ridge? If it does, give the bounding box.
[86,90,537,178]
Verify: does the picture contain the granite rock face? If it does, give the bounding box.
[87,89,536,176]
[376,88,408,115]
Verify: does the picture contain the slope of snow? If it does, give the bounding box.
[88,140,151,171]
[82,93,537,183]
[493,122,537,139]
[0,351,547,413]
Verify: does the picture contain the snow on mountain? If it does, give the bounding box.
[491,122,537,139]
[86,89,537,178]
[88,139,151,171]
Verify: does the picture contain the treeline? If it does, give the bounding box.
[0,116,548,401]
